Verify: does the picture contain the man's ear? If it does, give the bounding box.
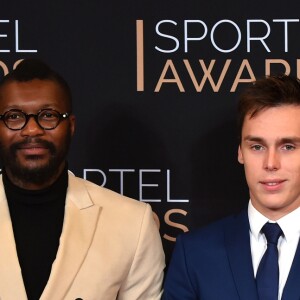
[238,145,244,164]
[69,115,76,137]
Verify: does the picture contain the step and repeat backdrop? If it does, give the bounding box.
[2,0,300,262]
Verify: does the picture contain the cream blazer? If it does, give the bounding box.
[0,172,165,300]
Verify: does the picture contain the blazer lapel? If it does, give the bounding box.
[225,209,259,300]
[0,177,28,300]
[281,238,300,300]
[40,174,101,300]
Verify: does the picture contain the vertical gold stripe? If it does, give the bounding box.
[136,20,144,91]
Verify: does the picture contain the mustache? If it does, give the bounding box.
[10,138,56,154]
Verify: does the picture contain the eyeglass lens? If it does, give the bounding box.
[3,110,62,130]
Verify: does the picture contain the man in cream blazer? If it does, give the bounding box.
[0,173,164,300]
[0,59,164,300]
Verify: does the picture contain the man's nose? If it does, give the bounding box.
[264,148,280,171]
[20,115,44,136]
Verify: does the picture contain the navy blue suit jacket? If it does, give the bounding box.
[163,209,300,300]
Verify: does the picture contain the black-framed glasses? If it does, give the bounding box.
[0,109,71,130]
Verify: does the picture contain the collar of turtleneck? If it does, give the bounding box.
[2,164,69,205]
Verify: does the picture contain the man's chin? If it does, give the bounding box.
[7,156,64,186]
[18,154,49,166]
[10,166,59,186]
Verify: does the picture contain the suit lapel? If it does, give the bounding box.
[225,209,259,300]
[0,176,28,300]
[40,174,101,300]
[281,238,300,300]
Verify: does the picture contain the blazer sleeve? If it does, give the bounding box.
[162,234,197,300]
[117,203,165,300]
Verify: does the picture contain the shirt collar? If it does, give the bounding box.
[248,201,268,241]
[277,207,300,242]
[248,200,300,242]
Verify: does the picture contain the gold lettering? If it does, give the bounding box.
[13,59,23,70]
[136,20,144,92]
[152,211,160,229]
[155,60,185,92]
[265,59,291,76]
[163,209,189,242]
[184,59,231,92]
[230,59,256,92]
[297,59,300,79]
[0,61,9,76]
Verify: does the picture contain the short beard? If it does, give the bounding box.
[0,133,71,186]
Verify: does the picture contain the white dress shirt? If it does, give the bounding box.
[248,201,300,299]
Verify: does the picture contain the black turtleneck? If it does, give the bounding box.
[3,167,68,300]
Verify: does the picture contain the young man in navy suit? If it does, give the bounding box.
[163,75,300,300]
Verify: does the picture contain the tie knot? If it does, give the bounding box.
[261,222,282,245]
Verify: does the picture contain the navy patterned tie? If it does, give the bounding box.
[256,222,283,300]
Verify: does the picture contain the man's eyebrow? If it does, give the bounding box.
[280,137,300,144]
[243,135,300,144]
[243,135,264,143]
